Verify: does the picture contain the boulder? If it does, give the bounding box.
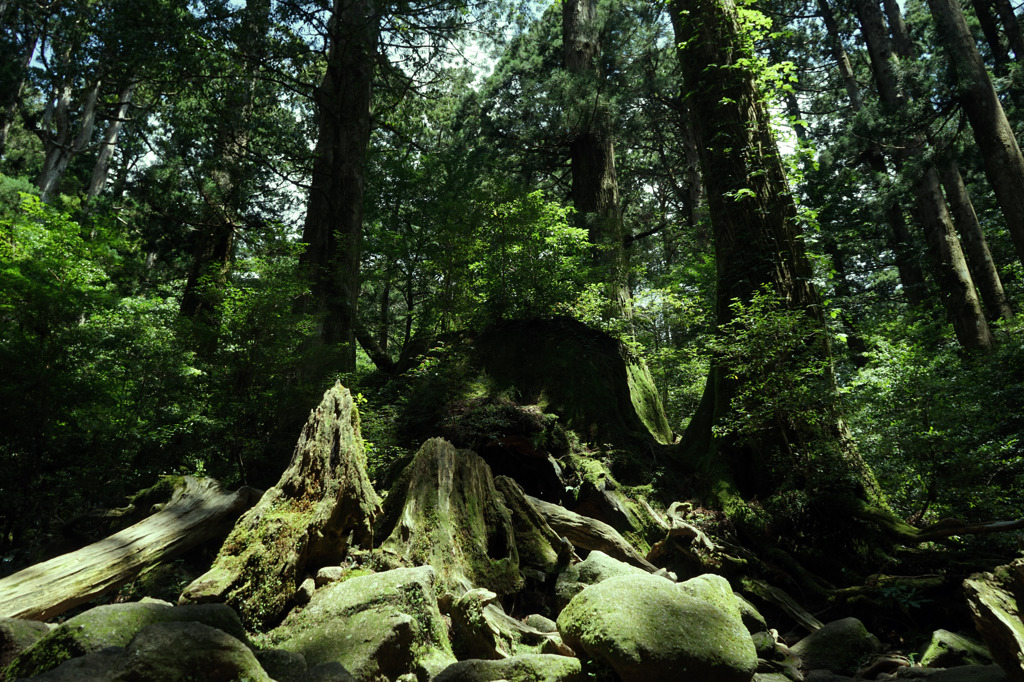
[0,618,50,670]
[921,630,994,668]
[5,601,248,679]
[790,617,880,677]
[523,614,557,633]
[24,621,270,681]
[433,654,584,682]
[256,649,356,682]
[556,572,757,682]
[554,549,649,607]
[266,565,454,681]
[964,560,1024,682]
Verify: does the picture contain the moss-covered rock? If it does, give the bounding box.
[5,601,248,679]
[790,617,880,677]
[921,630,994,668]
[0,618,50,671]
[964,558,1024,682]
[556,572,756,682]
[433,653,584,682]
[266,566,454,682]
[25,621,270,681]
[554,549,649,608]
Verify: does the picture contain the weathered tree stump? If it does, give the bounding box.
[0,477,259,620]
[375,438,522,597]
[179,382,382,629]
[525,494,657,572]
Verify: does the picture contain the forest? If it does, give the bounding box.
[2,0,1024,678]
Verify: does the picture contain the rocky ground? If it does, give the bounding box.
[1,375,1022,682]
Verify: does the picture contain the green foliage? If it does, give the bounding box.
[711,286,835,446]
[0,188,321,559]
[848,318,1024,523]
[470,190,589,323]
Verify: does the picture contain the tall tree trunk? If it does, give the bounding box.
[993,0,1024,59]
[667,0,880,517]
[300,0,377,371]
[927,0,1024,270]
[0,33,35,157]
[562,0,630,320]
[938,160,1015,320]
[853,0,993,351]
[38,77,103,202]
[86,78,135,199]
[881,0,1011,326]
[817,0,929,305]
[971,0,1011,75]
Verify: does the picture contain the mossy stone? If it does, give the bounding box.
[790,617,880,676]
[268,566,454,681]
[27,622,270,681]
[5,602,247,679]
[920,629,993,668]
[433,653,584,682]
[556,572,756,682]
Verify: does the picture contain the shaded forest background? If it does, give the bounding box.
[2,0,1024,576]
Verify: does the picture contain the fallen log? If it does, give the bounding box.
[524,494,658,572]
[0,476,260,621]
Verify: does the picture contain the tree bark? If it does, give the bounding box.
[86,78,135,200]
[971,0,1010,75]
[0,33,35,158]
[993,0,1024,60]
[37,76,103,202]
[853,0,993,351]
[299,0,378,371]
[928,0,1024,270]
[375,439,524,596]
[0,477,259,621]
[939,159,1015,320]
[181,382,382,629]
[668,0,881,515]
[817,0,929,305]
[562,0,631,320]
[525,494,657,572]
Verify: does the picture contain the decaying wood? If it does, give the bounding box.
[916,517,1024,541]
[0,476,259,621]
[743,579,824,633]
[180,382,382,629]
[524,494,657,572]
[375,438,523,596]
[494,476,578,575]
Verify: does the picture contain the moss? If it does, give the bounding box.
[6,603,249,679]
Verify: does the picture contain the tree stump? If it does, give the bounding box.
[179,382,381,629]
[375,438,523,597]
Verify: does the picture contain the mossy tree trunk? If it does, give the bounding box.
[667,0,884,546]
[180,382,381,629]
